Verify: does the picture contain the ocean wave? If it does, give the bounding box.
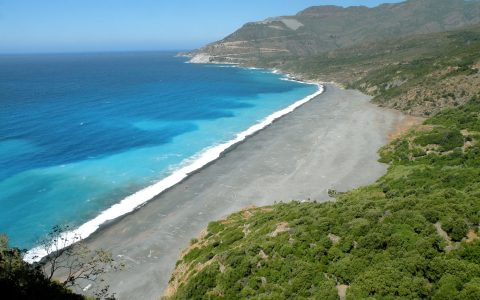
[24,83,324,263]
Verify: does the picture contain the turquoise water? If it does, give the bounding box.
[0,52,318,249]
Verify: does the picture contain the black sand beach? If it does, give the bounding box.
[83,84,404,299]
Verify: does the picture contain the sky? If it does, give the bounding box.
[0,0,402,54]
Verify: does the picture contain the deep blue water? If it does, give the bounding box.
[0,52,317,249]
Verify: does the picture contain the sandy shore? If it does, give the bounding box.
[82,84,403,299]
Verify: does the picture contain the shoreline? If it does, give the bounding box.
[24,75,323,263]
[184,53,346,87]
[79,84,404,299]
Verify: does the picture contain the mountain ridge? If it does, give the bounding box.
[187,0,480,64]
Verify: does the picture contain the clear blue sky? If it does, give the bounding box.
[0,0,402,54]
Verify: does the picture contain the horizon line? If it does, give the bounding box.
[0,49,193,56]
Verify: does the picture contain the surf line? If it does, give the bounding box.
[25,82,324,263]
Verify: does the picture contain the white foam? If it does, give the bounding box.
[216,65,238,68]
[24,81,324,263]
[280,77,305,84]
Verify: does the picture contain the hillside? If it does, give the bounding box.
[186,0,480,117]
[166,2,480,296]
[188,0,480,64]
[259,24,480,116]
[165,96,480,299]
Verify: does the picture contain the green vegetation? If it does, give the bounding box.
[413,128,464,152]
[166,96,480,299]
[424,98,480,132]
[348,28,480,115]
[0,235,84,299]
[0,226,120,299]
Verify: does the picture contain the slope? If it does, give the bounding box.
[164,95,480,300]
[188,0,480,64]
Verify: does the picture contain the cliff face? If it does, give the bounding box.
[189,0,480,64]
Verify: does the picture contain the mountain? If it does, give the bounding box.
[190,0,480,117]
[188,0,480,64]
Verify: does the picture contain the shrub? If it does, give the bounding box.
[414,128,464,151]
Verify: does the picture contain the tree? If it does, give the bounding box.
[0,234,83,299]
[33,225,122,299]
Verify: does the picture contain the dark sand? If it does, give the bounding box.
[83,85,403,299]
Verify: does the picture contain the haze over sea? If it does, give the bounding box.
[0,51,318,249]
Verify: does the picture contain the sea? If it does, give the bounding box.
[0,51,319,252]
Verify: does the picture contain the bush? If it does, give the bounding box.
[414,128,464,151]
[442,217,469,242]
[0,235,83,300]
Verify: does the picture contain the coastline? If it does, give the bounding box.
[78,84,404,299]
[24,76,323,263]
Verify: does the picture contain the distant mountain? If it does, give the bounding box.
[188,0,480,64]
